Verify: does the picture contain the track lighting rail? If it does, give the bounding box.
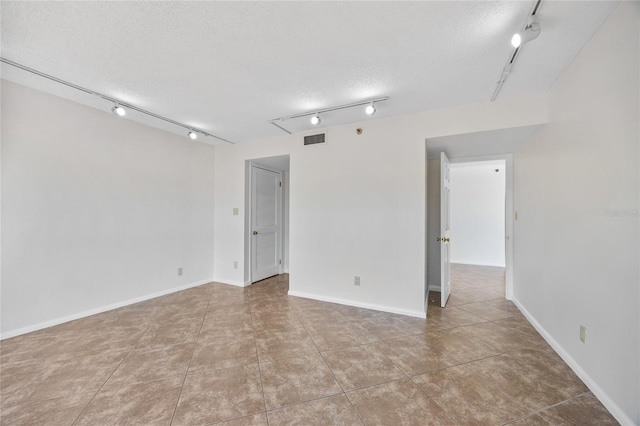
[269,96,389,134]
[0,57,234,144]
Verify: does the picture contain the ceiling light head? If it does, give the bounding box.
[188,131,198,140]
[111,105,126,116]
[365,103,376,115]
[511,21,541,48]
[310,114,321,125]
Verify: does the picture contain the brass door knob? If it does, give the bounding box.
[443,237,450,242]
[436,237,441,242]
[253,231,258,235]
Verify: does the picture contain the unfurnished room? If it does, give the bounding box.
[1,1,638,425]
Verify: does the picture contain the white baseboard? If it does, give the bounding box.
[287,290,426,319]
[0,278,215,340]
[212,277,251,288]
[512,297,635,426]
[428,285,441,292]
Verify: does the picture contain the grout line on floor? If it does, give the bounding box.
[248,286,271,426]
[70,325,150,426]
[168,287,216,426]
[294,308,365,425]
[500,391,594,425]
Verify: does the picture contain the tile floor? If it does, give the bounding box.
[0,266,618,425]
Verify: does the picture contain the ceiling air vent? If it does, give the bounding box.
[303,133,326,146]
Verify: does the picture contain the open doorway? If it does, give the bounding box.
[447,159,507,305]
[425,124,541,310]
[245,155,290,284]
[427,153,515,308]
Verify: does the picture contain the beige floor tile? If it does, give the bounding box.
[399,315,451,334]
[251,312,304,334]
[446,322,541,354]
[0,270,616,425]
[492,316,546,341]
[0,362,46,403]
[172,365,265,425]
[260,353,342,410]
[500,349,590,410]
[535,392,618,425]
[104,342,194,388]
[213,413,269,425]
[375,335,457,376]
[250,298,295,314]
[189,335,257,374]
[0,393,93,425]
[74,377,183,425]
[267,394,362,426]
[321,344,405,391]
[206,302,252,319]
[2,326,141,367]
[350,317,414,341]
[255,328,318,363]
[413,362,533,424]
[134,321,201,350]
[416,329,501,364]
[456,300,516,321]
[3,350,127,405]
[199,316,255,341]
[507,414,551,425]
[305,323,371,352]
[347,379,455,425]
[426,305,488,327]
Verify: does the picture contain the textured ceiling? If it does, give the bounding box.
[1,1,617,144]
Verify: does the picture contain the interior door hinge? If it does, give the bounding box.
[279,181,282,187]
[279,259,282,265]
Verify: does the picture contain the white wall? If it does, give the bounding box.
[214,94,547,318]
[513,3,639,424]
[450,161,505,267]
[1,80,216,338]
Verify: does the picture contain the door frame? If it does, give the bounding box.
[247,162,284,284]
[448,153,514,300]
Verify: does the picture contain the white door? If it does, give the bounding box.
[251,165,281,283]
[440,152,452,307]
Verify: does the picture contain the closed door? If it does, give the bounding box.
[440,152,451,307]
[251,166,281,282]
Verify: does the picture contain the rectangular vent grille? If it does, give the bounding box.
[304,133,326,146]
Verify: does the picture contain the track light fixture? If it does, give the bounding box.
[365,102,376,115]
[491,0,543,101]
[111,105,126,116]
[269,96,389,134]
[0,57,235,144]
[511,21,541,48]
[188,131,198,140]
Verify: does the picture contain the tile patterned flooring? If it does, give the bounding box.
[0,265,618,425]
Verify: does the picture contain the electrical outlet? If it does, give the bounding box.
[178,267,183,276]
[579,325,586,343]
[233,261,238,269]
[354,276,361,286]
[233,208,239,216]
